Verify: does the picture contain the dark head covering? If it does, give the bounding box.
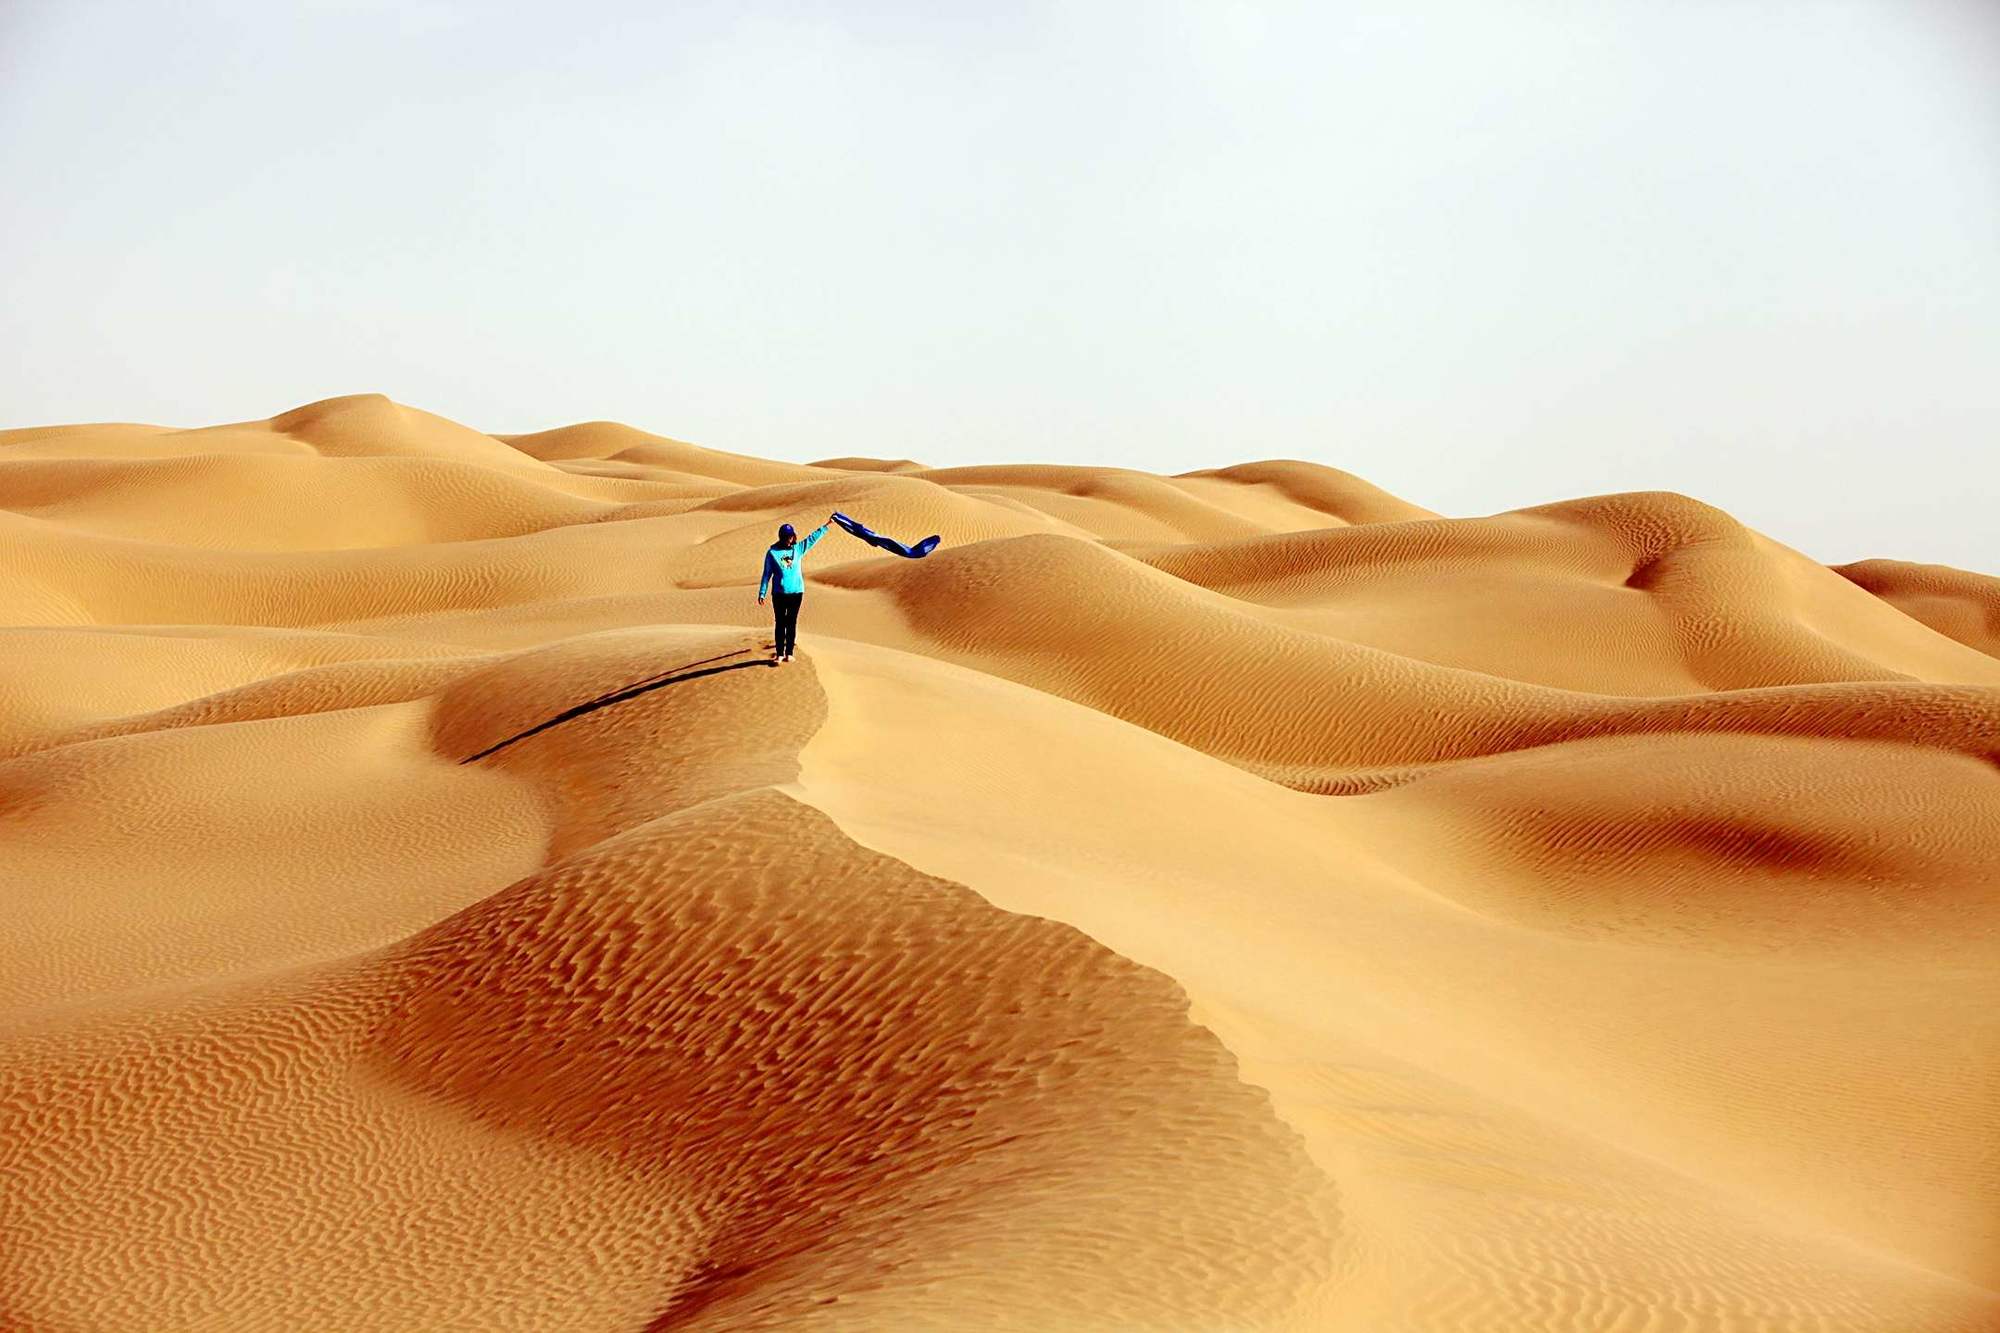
[776,522,796,546]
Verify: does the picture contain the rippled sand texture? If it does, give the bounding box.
[2,395,1996,1331]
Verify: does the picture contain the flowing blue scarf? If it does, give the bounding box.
[830,511,941,558]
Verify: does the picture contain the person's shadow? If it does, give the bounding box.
[460,650,775,765]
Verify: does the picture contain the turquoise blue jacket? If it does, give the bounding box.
[759,525,828,597]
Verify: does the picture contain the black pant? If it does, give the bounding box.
[771,591,803,656]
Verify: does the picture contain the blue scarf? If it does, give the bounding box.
[831,511,940,558]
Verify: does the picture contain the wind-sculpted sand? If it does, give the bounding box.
[2,395,1995,1331]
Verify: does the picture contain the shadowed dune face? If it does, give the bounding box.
[2,395,1998,1331]
[369,790,1336,1331]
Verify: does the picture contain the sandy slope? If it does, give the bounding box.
[1835,559,2000,660]
[2,394,1995,1331]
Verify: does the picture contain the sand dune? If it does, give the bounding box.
[1836,559,2000,660]
[2,395,1995,1331]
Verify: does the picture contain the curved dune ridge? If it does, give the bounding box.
[0,395,1995,1331]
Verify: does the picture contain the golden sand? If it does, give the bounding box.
[2,394,1995,1330]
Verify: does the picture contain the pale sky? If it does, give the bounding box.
[3,0,1995,569]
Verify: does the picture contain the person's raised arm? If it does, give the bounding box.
[801,523,829,552]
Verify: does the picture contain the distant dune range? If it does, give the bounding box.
[1,394,1995,1331]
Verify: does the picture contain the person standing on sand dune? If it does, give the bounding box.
[758,517,832,664]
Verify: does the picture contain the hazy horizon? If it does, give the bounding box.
[4,0,1996,570]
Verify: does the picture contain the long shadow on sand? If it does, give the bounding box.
[460,647,773,765]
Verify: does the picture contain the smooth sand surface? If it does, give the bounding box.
[2,394,1995,1331]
